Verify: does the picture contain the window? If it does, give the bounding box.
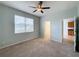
[14,15,34,33]
[25,18,34,32]
[15,15,25,33]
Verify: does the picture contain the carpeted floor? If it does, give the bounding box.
[0,38,79,57]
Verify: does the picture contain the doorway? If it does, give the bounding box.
[62,18,75,45]
[44,21,51,41]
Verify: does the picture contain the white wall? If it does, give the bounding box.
[63,19,68,39]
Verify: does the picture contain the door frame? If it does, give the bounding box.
[62,17,76,51]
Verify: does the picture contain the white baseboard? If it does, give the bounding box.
[0,37,38,50]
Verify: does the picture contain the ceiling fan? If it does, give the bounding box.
[29,1,50,13]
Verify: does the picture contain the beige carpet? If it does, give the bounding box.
[0,38,79,57]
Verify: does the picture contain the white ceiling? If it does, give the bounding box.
[0,1,79,17]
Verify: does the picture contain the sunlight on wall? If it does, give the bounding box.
[44,21,50,41]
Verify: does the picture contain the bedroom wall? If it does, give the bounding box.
[0,4,40,49]
[40,7,77,43]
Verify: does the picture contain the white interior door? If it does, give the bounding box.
[44,21,50,40]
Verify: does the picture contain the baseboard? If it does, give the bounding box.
[0,37,39,50]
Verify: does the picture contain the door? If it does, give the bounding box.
[44,21,50,40]
[75,17,79,52]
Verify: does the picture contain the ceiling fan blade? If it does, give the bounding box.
[29,6,36,8]
[42,7,50,9]
[39,1,43,6]
[33,10,37,12]
[41,10,44,13]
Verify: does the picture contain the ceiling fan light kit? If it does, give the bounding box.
[29,1,50,13]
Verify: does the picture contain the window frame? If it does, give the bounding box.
[14,14,34,34]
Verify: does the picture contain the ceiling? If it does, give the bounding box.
[0,1,79,17]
